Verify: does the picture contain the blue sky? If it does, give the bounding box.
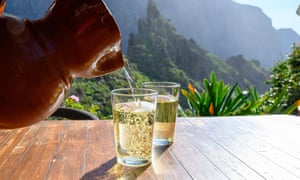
[233,0,300,34]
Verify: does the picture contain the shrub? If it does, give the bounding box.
[182,71,296,116]
[264,43,300,113]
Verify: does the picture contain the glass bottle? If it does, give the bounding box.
[0,0,124,128]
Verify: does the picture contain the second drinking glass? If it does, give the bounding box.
[142,82,180,146]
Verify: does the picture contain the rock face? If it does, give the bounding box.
[127,0,269,94]
[108,0,300,68]
[5,0,300,67]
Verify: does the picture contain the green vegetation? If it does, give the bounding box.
[182,71,249,116]
[262,43,300,114]
[60,1,299,118]
[181,71,297,116]
[182,44,300,116]
[62,60,150,119]
[127,0,269,96]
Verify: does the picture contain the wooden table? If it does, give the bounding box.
[1,115,300,179]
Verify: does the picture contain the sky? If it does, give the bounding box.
[233,0,300,35]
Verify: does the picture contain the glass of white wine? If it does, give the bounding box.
[142,82,180,146]
[111,88,157,167]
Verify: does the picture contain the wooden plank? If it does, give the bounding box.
[82,120,192,179]
[191,117,300,180]
[1,116,299,179]
[84,121,115,171]
[134,165,158,180]
[147,144,193,179]
[7,121,66,179]
[83,158,146,180]
[241,116,300,156]
[136,147,175,179]
[0,129,14,146]
[0,121,43,177]
[176,120,264,180]
[0,127,29,160]
[81,120,159,180]
[225,117,300,178]
[81,120,120,179]
[46,121,89,180]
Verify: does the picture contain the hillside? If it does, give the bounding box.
[105,0,300,68]
[127,0,269,93]
[152,0,300,68]
[5,0,299,68]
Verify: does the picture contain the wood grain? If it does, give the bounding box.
[0,115,300,179]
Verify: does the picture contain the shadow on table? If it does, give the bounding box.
[80,157,152,179]
[152,145,170,159]
[81,146,170,179]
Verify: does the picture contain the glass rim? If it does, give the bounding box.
[142,82,180,88]
[111,88,158,97]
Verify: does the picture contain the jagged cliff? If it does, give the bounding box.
[127,0,269,93]
[5,0,299,68]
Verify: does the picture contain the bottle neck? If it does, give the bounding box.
[33,0,124,78]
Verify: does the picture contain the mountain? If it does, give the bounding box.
[103,0,300,68]
[5,0,300,68]
[127,0,269,94]
[226,55,269,93]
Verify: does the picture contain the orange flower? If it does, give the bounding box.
[188,84,195,94]
[297,100,300,106]
[297,100,300,112]
[209,102,214,115]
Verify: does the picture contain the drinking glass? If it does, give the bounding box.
[142,82,180,146]
[111,88,158,167]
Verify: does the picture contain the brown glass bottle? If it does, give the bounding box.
[0,0,124,129]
